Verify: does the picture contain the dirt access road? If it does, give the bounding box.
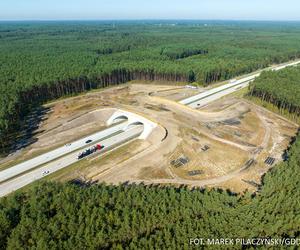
[2,82,298,193]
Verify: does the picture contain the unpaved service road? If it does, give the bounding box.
[2,60,299,193]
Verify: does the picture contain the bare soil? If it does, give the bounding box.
[2,83,298,193]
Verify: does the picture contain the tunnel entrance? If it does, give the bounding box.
[126,121,144,130]
[112,115,128,124]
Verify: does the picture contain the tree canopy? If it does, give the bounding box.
[250,66,300,116]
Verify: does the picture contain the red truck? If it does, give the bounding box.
[78,144,105,159]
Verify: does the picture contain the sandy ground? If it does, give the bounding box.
[1,83,298,193]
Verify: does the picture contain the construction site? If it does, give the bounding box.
[1,82,297,193]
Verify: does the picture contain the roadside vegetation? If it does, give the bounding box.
[249,65,300,120]
[2,21,300,152]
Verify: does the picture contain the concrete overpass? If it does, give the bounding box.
[0,109,157,190]
[107,109,157,139]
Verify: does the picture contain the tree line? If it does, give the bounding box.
[250,66,300,117]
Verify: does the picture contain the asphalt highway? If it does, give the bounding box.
[181,60,300,108]
[0,125,143,197]
[0,122,127,183]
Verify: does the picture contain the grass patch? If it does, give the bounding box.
[48,139,144,182]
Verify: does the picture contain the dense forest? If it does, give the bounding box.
[2,21,300,152]
[0,131,299,249]
[250,66,300,116]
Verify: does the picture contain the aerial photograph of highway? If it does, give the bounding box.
[1,0,300,249]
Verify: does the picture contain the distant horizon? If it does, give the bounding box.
[1,18,300,23]
[1,0,300,21]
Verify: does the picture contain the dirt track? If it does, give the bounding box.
[3,83,298,192]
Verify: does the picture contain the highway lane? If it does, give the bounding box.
[188,80,251,109]
[180,73,260,106]
[0,125,144,197]
[272,60,300,71]
[181,60,300,108]
[0,122,127,183]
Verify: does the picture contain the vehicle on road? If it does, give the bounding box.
[185,85,197,89]
[85,139,93,144]
[78,144,105,160]
[42,170,50,176]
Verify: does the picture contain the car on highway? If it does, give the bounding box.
[185,85,197,89]
[42,170,50,176]
[85,139,93,144]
